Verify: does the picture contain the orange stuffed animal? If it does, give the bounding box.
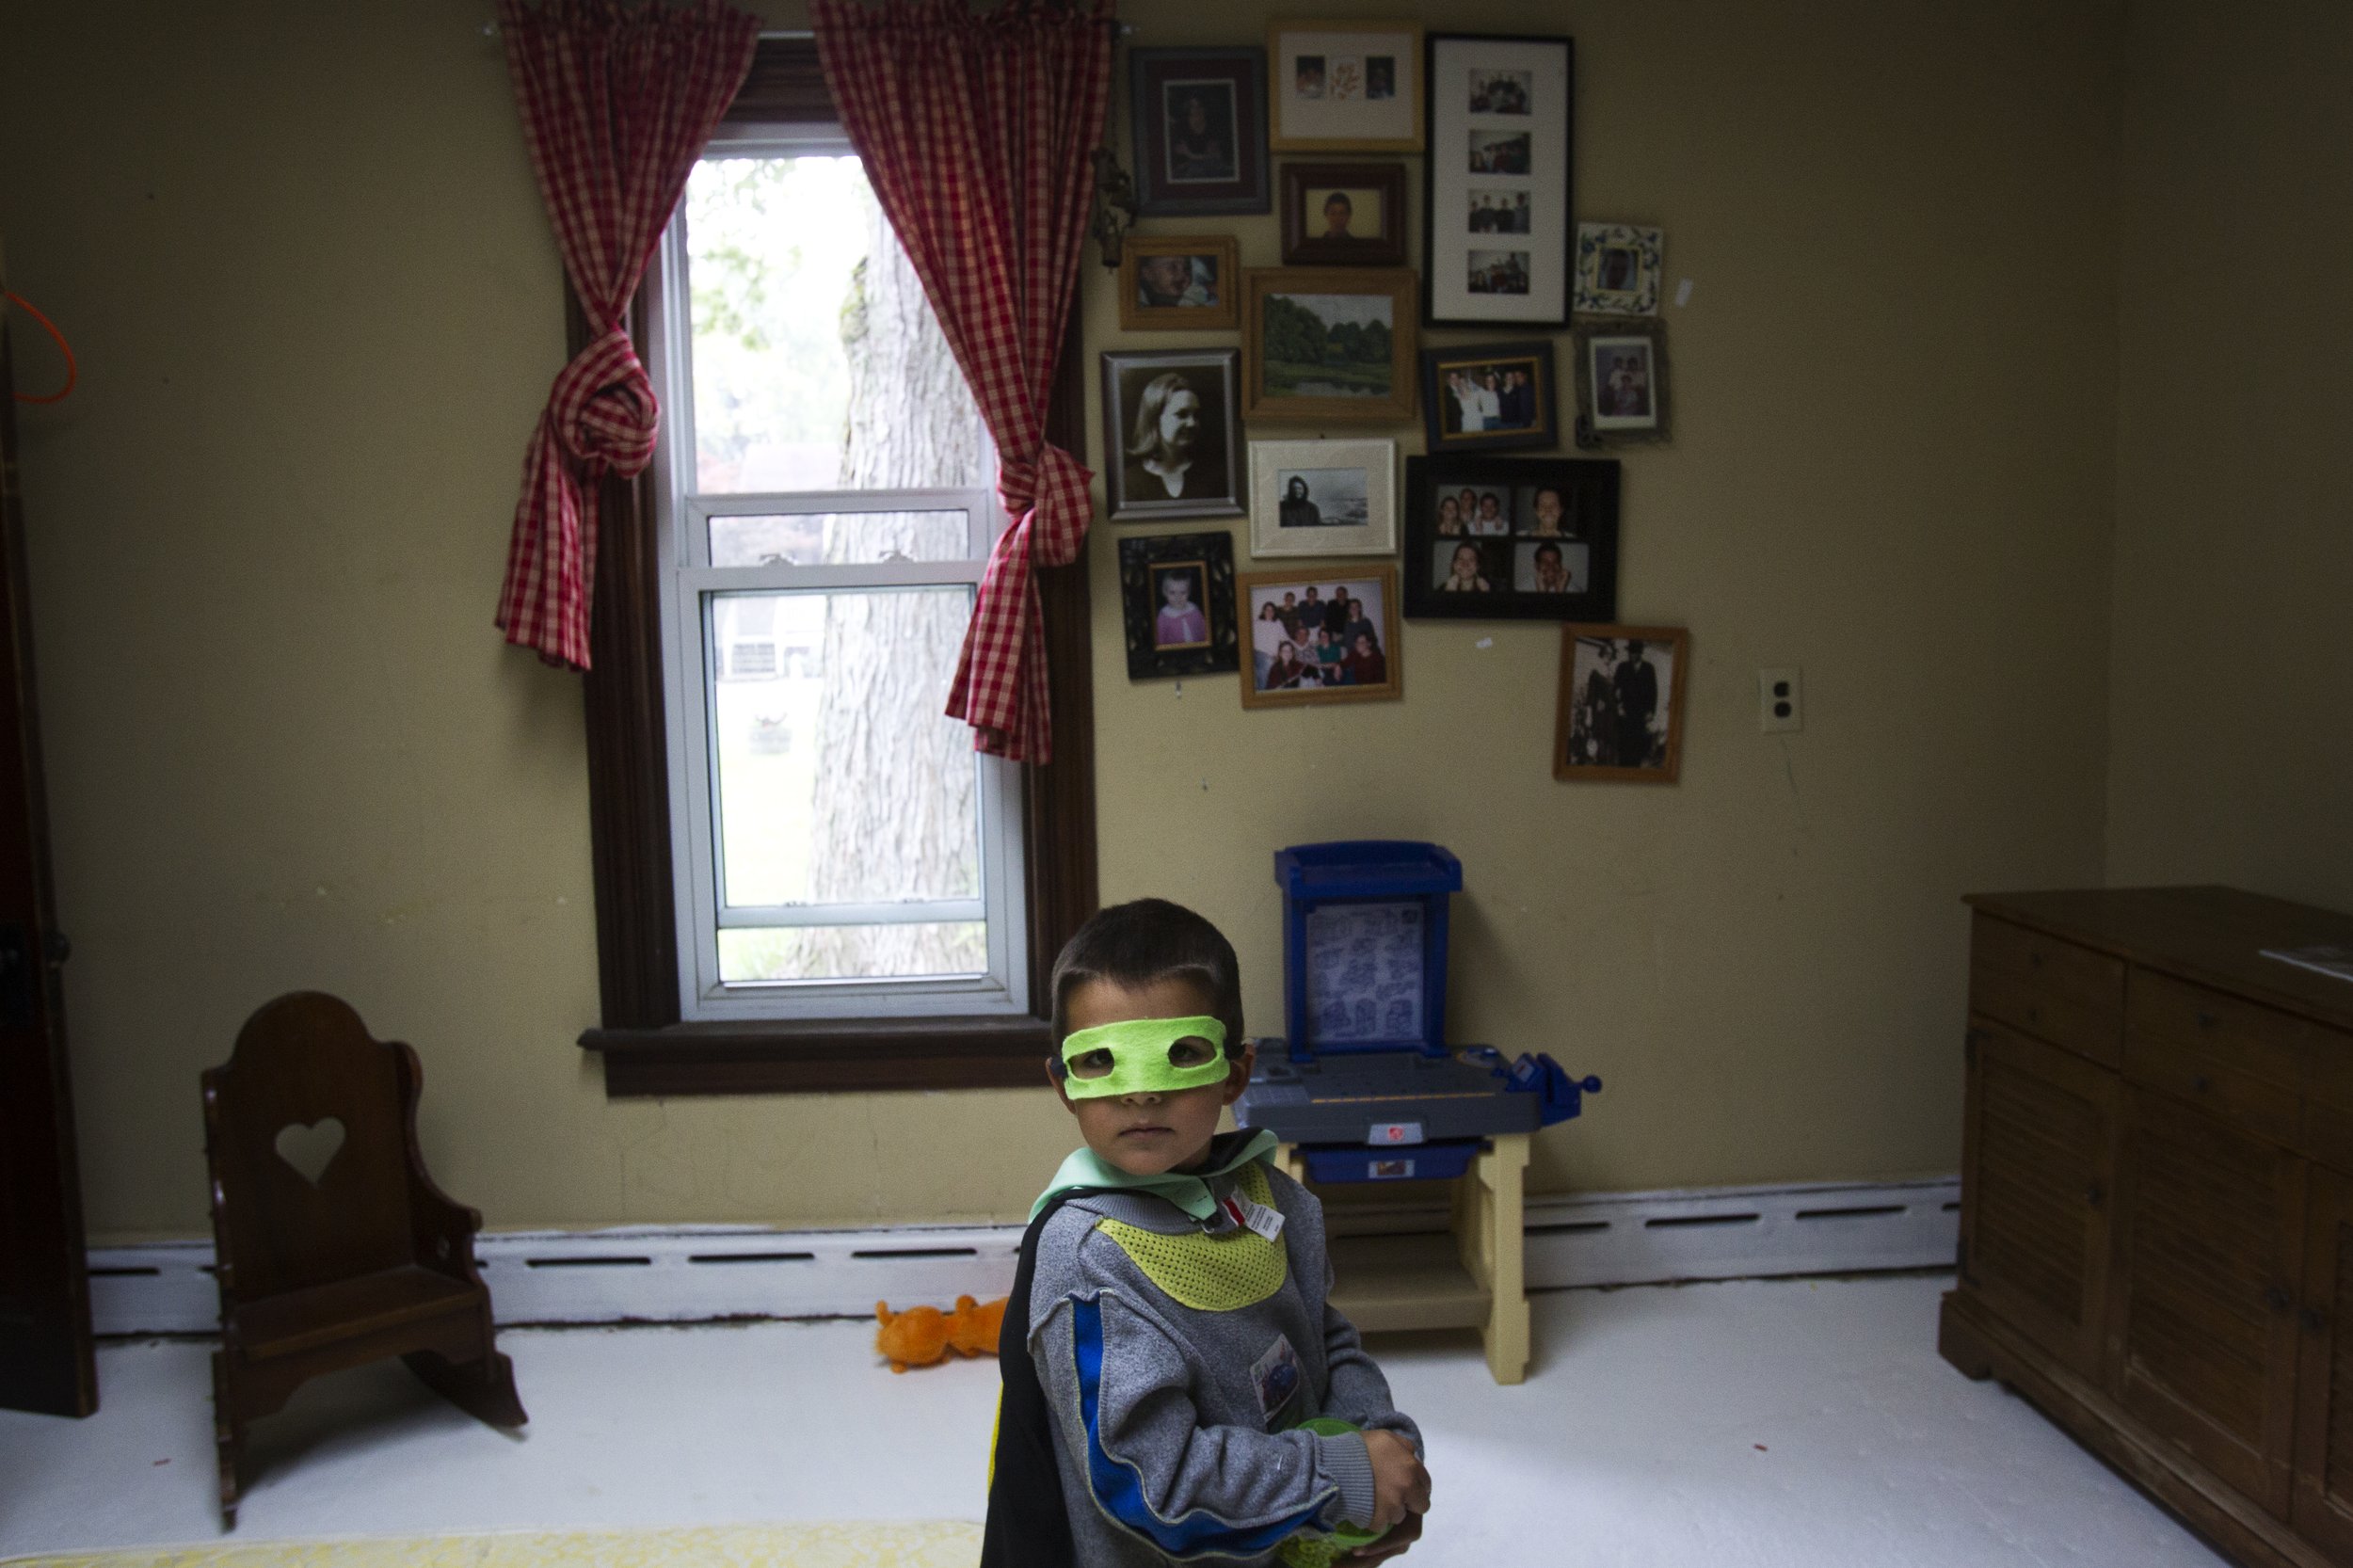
[874,1293,1007,1373]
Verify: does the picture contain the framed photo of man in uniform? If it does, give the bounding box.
[1101,348,1245,521]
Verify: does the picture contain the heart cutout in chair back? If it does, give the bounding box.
[275,1118,346,1186]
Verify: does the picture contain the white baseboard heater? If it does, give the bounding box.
[85,1175,1958,1338]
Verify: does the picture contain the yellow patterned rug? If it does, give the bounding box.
[1,1523,983,1568]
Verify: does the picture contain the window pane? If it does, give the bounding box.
[709,586,981,910]
[718,921,988,984]
[709,510,975,568]
[684,155,993,494]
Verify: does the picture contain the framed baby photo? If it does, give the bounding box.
[1280,162,1408,267]
[1268,21,1423,152]
[1118,531,1241,681]
[1572,316,1672,446]
[1241,266,1418,424]
[1555,624,1689,783]
[1401,454,1619,623]
[1100,348,1245,522]
[1247,438,1398,557]
[1419,339,1559,453]
[1422,33,1574,327]
[1130,47,1271,215]
[1120,235,1241,331]
[1239,564,1402,710]
[1573,222,1663,316]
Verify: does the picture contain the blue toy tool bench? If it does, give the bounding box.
[1236,840,1601,1384]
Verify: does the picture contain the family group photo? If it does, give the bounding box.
[1435,359,1544,438]
[1246,575,1394,700]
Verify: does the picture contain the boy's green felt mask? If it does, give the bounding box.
[1056,1016,1232,1099]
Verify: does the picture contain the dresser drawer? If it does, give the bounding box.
[1970,915,2124,1066]
[2122,1028,2300,1147]
[2128,969,2318,1086]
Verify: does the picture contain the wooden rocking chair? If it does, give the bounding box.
[201,992,525,1526]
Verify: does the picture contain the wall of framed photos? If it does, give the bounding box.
[1080,0,2125,1198]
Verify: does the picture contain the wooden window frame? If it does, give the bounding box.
[573,40,1097,1096]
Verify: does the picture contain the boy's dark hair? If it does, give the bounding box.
[1048,898,1246,1060]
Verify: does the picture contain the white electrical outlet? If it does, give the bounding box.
[1758,667,1802,732]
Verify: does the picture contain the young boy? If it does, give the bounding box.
[983,900,1430,1567]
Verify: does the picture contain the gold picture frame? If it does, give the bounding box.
[1554,624,1689,782]
[1117,234,1241,331]
[1239,565,1402,710]
[1268,20,1425,152]
[1241,266,1418,424]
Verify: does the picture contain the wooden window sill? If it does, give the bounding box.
[579,1015,1051,1096]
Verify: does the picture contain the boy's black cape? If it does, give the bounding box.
[978,1187,1104,1568]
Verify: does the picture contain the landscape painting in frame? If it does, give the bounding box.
[1242,266,1417,423]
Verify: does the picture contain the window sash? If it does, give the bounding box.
[646,184,1027,1022]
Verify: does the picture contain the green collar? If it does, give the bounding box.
[1030,1127,1279,1224]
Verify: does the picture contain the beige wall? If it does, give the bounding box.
[3,0,2123,1240]
[2105,0,2353,910]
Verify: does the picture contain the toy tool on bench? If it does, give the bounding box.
[1237,840,1600,1179]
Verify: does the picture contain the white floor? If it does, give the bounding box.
[0,1272,2225,1566]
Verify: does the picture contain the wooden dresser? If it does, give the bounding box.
[1944,886,2353,1568]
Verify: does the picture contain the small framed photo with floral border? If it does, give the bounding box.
[1555,624,1689,782]
[1118,531,1241,681]
[1571,316,1670,447]
[1572,222,1663,315]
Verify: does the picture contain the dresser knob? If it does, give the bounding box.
[2196,1011,2219,1030]
[2303,1306,2329,1336]
[2265,1287,2292,1314]
[2190,1074,2212,1094]
[2085,1182,2105,1209]
[2030,952,2045,968]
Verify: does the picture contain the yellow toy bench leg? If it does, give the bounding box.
[1454,1133,1530,1384]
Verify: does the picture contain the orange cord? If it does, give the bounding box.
[4,290,76,404]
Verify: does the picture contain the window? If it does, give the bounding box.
[651,142,1028,1020]
[573,43,1096,1094]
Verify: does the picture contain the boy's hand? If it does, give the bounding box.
[1360,1429,1431,1533]
[1349,1510,1422,1560]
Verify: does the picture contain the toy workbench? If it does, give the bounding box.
[1236,840,1600,1384]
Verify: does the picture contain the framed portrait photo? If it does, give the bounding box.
[1555,624,1689,783]
[1247,438,1397,557]
[1100,348,1245,522]
[1268,21,1423,152]
[1422,33,1574,327]
[1118,531,1241,681]
[1419,340,1558,453]
[1120,235,1240,331]
[1130,48,1270,216]
[1573,222,1663,316]
[1571,317,1671,446]
[1401,454,1619,623]
[1280,162,1408,266]
[1241,266,1418,424]
[1239,564,1402,709]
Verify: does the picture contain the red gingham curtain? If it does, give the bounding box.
[495,0,759,669]
[811,0,1112,762]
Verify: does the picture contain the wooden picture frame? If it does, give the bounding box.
[1422,32,1574,327]
[1571,316,1671,447]
[1118,531,1241,681]
[1130,47,1271,216]
[1100,347,1245,522]
[1241,266,1418,424]
[1119,235,1241,331]
[1402,454,1618,622]
[1247,438,1398,557]
[1268,20,1424,152]
[1554,624,1689,782]
[1239,564,1402,709]
[1281,162,1409,266]
[1420,339,1559,453]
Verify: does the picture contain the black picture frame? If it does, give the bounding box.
[1419,339,1559,453]
[1119,532,1241,680]
[1420,32,1575,328]
[1402,455,1619,622]
[1131,48,1271,216]
[1100,348,1245,522]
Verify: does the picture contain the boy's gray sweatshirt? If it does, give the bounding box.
[1027,1138,1422,1565]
